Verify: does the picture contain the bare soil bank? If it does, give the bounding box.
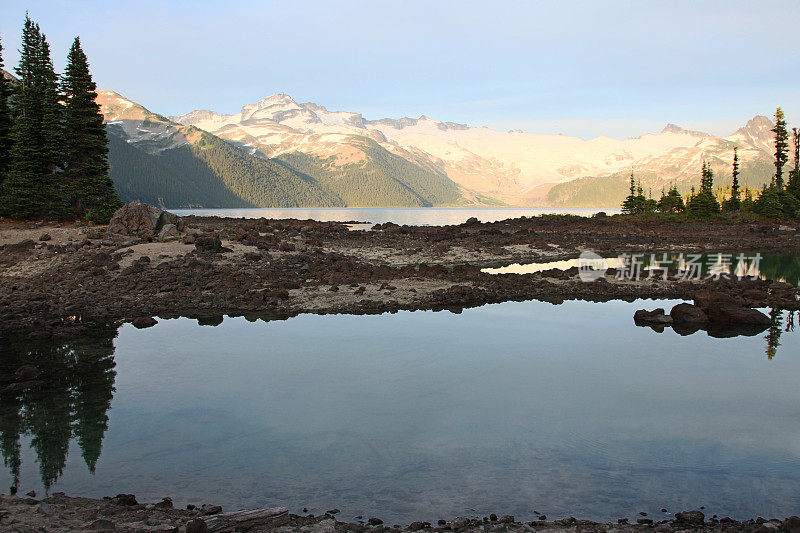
[1,492,796,532]
[0,215,798,337]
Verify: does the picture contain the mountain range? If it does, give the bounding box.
[96,91,780,208]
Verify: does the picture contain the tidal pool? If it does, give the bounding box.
[1,299,798,523]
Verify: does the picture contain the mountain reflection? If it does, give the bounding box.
[0,324,118,491]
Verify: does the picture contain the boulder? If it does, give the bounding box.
[694,289,740,310]
[14,365,40,381]
[674,510,705,525]
[669,303,708,323]
[634,308,673,325]
[131,317,158,329]
[105,201,182,239]
[706,303,772,325]
[195,234,223,253]
[157,223,179,242]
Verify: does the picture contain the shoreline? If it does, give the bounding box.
[1,214,798,337]
[1,492,796,532]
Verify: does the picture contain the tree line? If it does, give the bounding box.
[0,14,121,223]
[621,107,800,219]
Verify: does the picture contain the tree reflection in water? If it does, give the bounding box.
[0,324,118,492]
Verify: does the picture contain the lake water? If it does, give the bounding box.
[483,253,800,286]
[2,299,799,523]
[170,207,619,226]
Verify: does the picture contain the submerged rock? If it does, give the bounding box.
[634,308,673,325]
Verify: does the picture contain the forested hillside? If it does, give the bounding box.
[277,138,462,207]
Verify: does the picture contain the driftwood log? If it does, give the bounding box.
[204,507,289,532]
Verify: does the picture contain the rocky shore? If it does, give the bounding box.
[0,204,798,338]
[2,492,798,533]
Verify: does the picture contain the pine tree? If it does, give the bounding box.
[789,127,800,198]
[0,36,13,185]
[0,15,47,218]
[61,37,121,221]
[0,17,65,219]
[38,33,65,218]
[724,147,742,211]
[772,107,789,189]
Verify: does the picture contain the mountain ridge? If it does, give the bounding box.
[172,93,777,206]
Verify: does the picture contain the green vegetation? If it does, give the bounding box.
[0,15,121,222]
[618,107,800,222]
[277,137,462,207]
[107,128,342,208]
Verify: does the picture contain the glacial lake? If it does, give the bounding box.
[2,299,799,523]
[170,207,619,226]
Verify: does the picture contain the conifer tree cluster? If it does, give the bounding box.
[752,107,800,219]
[0,14,121,222]
[686,162,721,217]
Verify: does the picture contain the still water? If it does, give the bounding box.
[170,207,618,226]
[1,299,798,523]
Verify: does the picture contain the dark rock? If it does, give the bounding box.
[498,515,514,524]
[200,504,223,516]
[634,308,673,325]
[409,521,426,531]
[39,233,51,241]
[15,365,40,381]
[675,510,705,524]
[88,518,116,529]
[110,493,138,506]
[489,514,498,522]
[707,303,772,325]
[26,490,36,497]
[784,516,800,533]
[195,234,223,254]
[155,497,173,508]
[618,519,629,524]
[538,515,546,521]
[327,509,341,515]
[131,316,158,329]
[640,512,648,516]
[463,217,480,226]
[368,518,384,525]
[694,289,740,310]
[670,303,708,323]
[186,518,209,533]
[450,518,470,529]
[637,518,653,525]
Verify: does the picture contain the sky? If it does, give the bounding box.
[0,0,798,140]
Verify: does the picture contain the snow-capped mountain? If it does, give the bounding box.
[173,94,777,206]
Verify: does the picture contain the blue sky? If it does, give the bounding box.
[1,0,798,139]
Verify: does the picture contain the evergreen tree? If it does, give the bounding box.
[687,162,721,217]
[772,107,789,189]
[38,33,65,217]
[657,185,685,213]
[723,147,741,211]
[620,173,639,214]
[0,15,46,218]
[789,127,800,198]
[0,36,13,185]
[61,37,121,222]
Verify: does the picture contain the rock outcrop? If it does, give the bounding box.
[105,201,183,241]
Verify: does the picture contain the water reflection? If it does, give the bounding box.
[636,309,796,360]
[0,325,117,491]
[485,253,800,285]
[0,302,798,521]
